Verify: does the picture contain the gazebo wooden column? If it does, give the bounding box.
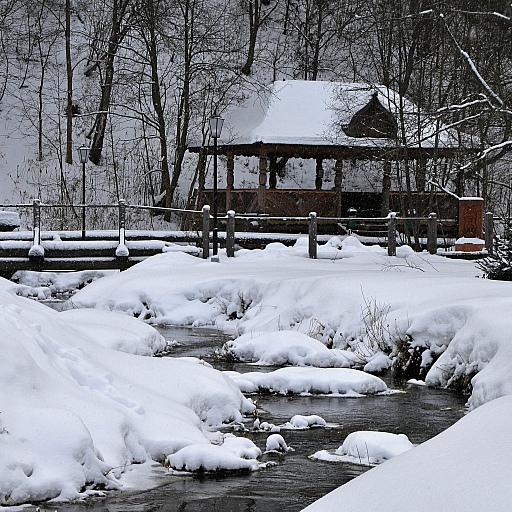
[269,155,277,189]
[315,158,323,190]
[381,160,391,215]
[258,149,268,212]
[334,159,343,217]
[226,150,235,211]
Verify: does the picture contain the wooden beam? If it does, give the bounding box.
[335,159,343,217]
[381,160,391,215]
[315,158,323,190]
[258,150,268,213]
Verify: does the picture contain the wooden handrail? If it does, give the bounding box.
[0,200,488,262]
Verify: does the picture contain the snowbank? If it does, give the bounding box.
[62,239,512,409]
[59,308,168,355]
[4,235,512,507]
[0,291,255,505]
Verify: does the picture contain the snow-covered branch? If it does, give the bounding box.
[437,96,492,114]
[427,180,460,200]
[439,13,504,108]
[461,140,512,170]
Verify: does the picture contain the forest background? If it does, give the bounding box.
[1,0,511,229]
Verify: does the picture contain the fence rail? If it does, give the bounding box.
[0,201,495,271]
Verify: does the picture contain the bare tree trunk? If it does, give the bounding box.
[241,0,277,76]
[169,34,191,210]
[146,8,171,216]
[65,0,73,164]
[89,0,131,165]
[166,0,193,212]
[241,0,259,75]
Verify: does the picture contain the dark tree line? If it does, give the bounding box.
[1,0,511,216]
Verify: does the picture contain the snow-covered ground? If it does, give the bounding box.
[49,236,512,410]
[4,236,512,509]
[0,291,258,505]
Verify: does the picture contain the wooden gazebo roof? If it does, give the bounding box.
[188,80,463,160]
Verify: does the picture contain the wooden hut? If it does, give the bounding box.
[187,81,464,223]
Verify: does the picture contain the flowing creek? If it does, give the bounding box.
[52,325,468,512]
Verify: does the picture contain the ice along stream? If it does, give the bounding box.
[52,326,467,512]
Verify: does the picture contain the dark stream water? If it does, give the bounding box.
[51,326,467,512]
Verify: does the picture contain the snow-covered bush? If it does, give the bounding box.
[478,228,512,281]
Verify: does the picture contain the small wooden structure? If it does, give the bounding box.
[188,81,466,223]
[455,197,485,252]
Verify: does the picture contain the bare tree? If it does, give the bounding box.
[241,0,278,76]
[287,0,359,80]
[88,0,134,164]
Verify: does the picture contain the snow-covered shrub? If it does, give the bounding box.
[478,228,512,281]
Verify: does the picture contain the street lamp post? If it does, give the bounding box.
[208,112,224,256]
[77,144,90,239]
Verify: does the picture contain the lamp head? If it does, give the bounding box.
[77,144,90,164]
[208,112,224,139]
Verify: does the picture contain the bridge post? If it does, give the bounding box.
[226,210,235,257]
[427,213,438,255]
[202,205,210,259]
[309,212,317,259]
[387,213,396,257]
[33,199,41,245]
[28,199,44,260]
[116,199,129,258]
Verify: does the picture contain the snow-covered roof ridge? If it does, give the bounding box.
[220,80,459,149]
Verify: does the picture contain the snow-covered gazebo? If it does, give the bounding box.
[188,80,464,218]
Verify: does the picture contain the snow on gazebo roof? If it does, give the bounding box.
[212,80,460,153]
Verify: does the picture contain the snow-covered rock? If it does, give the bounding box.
[224,330,350,367]
[288,415,326,429]
[265,434,291,453]
[224,367,388,395]
[335,431,414,464]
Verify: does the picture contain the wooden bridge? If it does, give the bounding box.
[0,200,213,278]
[0,199,491,278]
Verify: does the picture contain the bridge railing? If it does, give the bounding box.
[0,200,206,233]
[220,212,450,258]
[123,202,211,258]
[0,201,494,262]
[0,200,211,260]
